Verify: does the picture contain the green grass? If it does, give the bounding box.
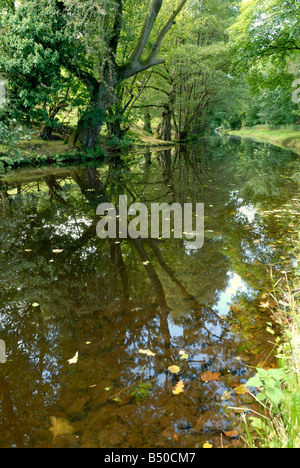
[226,126,300,155]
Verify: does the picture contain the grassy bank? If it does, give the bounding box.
[226,127,300,155]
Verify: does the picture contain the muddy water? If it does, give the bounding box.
[0,137,299,448]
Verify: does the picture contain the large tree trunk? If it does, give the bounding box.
[66,0,188,151]
[69,81,117,150]
[156,106,172,141]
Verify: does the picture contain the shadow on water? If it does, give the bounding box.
[0,137,299,448]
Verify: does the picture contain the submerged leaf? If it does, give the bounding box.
[49,416,75,441]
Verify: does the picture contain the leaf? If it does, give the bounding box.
[168,365,180,374]
[223,430,239,438]
[172,380,185,395]
[68,351,78,365]
[52,249,64,254]
[49,417,75,441]
[234,385,249,395]
[179,350,189,360]
[203,442,213,448]
[138,349,156,356]
[201,370,220,382]
[32,302,40,308]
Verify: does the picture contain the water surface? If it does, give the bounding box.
[0,137,299,448]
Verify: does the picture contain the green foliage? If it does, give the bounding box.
[247,368,285,407]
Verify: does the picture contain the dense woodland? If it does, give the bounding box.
[0,0,299,154]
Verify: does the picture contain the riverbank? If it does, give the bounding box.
[225,127,300,155]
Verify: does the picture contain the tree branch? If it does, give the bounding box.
[129,0,163,66]
[109,0,123,59]
[145,0,188,64]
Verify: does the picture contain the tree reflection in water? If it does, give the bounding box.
[0,138,298,447]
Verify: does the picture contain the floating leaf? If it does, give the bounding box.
[179,350,189,360]
[172,380,185,395]
[168,365,180,374]
[223,430,239,439]
[234,385,249,395]
[32,302,40,308]
[201,370,220,382]
[49,416,75,441]
[203,442,213,448]
[138,349,156,356]
[52,249,64,254]
[68,351,79,365]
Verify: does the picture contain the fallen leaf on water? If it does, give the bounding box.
[223,430,239,439]
[49,416,75,441]
[172,380,185,395]
[32,302,40,308]
[168,365,180,374]
[203,442,213,448]
[234,384,248,395]
[138,349,156,356]
[52,249,64,254]
[179,350,189,360]
[68,351,79,365]
[201,370,220,382]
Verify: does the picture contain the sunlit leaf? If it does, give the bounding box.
[68,351,79,365]
[139,349,156,356]
[203,442,213,448]
[172,380,185,395]
[234,384,249,395]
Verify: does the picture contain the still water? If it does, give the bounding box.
[0,136,299,448]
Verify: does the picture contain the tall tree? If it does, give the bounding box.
[60,0,189,149]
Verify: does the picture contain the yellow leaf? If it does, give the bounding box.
[168,365,180,374]
[68,351,78,365]
[138,349,156,356]
[49,417,75,441]
[234,385,248,395]
[179,350,189,360]
[203,442,213,448]
[172,380,185,395]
